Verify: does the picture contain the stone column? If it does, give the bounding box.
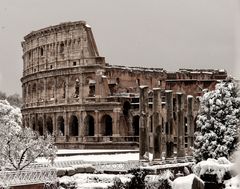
[165,90,173,158]
[176,92,185,158]
[65,76,69,104]
[43,114,46,135]
[187,95,194,155]
[94,110,100,137]
[53,113,57,136]
[54,77,57,104]
[139,86,149,160]
[113,108,121,137]
[44,78,47,104]
[153,88,162,161]
[64,112,69,142]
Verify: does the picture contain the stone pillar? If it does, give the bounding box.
[54,77,57,103]
[113,108,121,137]
[176,92,185,158]
[79,73,84,103]
[53,113,57,136]
[153,88,162,161]
[187,95,194,155]
[65,76,69,103]
[165,90,173,158]
[94,110,100,137]
[43,114,46,135]
[64,112,69,142]
[44,78,47,103]
[139,86,149,160]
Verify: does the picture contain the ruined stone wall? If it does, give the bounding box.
[21,21,228,150]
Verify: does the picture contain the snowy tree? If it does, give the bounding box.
[193,78,240,162]
[0,100,57,170]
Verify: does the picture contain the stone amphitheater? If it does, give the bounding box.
[21,21,227,155]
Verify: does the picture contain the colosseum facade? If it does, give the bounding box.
[21,21,227,152]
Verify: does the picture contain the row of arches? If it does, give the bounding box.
[29,114,140,137]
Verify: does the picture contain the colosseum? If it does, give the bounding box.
[21,21,227,156]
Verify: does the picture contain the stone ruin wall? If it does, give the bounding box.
[21,21,228,151]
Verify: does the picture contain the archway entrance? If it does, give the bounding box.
[132,115,140,136]
[69,115,79,136]
[84,115,95,136]
[101,115,112,136]
[37,117,44,136]
[57,116,65,136]
[46,116,53,134]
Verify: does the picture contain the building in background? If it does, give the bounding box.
[21,21,227,152]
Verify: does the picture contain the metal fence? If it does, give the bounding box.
[0,168,57,187]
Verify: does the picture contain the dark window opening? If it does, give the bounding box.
[70,115,79,136]
[85,115,95,136]
[50,65,53,69]
[37,118,44,136]
[40,48,44,56]
[89,85,95,97]
[185,117,188,134]
[123,101,131,116]
[137,79,140,86]
[57,116,65,136]
[116,78,120,84]
[46,117,53,135]
[132,115,140,136]
[102,115,112,136]
[165,122,169,134]
[75,79,80,98]
[60,43,64,53]
[150,116,153,132]
[73,62,76,66]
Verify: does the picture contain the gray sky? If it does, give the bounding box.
[0,0,238,95]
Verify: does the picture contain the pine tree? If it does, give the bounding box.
[193,79,240,162]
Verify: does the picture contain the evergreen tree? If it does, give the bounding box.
[193,79,240,162]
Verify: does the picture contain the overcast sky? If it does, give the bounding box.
[0,0,239,95]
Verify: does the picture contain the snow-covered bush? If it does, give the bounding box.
[172,174,204,189]
[193,79,240,162]
[193,157,232,183]
[0,100,57,170]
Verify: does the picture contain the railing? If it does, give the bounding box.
[0,168,57,187]
[46,159,141,171]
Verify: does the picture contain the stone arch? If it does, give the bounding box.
[57,116,65,136]
[123,101,131,116]
[37,117,44,136]
[132,115,140,136]
[84,115,95,136]
[46,116,53,134]
[69,115,79,136]
[101,114,112,136]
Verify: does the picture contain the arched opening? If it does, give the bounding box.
[46,116,53,134]
[32,119,36,131]
[132,115,140,136]
[57,116,65,136]
[123,101,131,116]
[166,142,174,157]
[37,117,44,136]
[69,115,79,136]
[84,115,95,136]
[101,115,112,136]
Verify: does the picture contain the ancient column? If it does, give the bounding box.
[139,86,149,160]
[44,78,47,104]
[94,110,100,137]
[176,92,185,158]
[153,88,162,161]
[187,95,194,155]
[63,112,69,142]
[54,77,57,103]
[65,76,69,103]
[113,108,121,137]
[165,90,173,158]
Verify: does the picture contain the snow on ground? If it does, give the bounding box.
[37,153,139,163]
[57,149,138,155]
[59,173,133,189]
[224,175,240,189]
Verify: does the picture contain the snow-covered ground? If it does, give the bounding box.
[57,149,138,155]
[37,153,139,163]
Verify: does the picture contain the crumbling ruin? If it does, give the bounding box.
[21,21,227,155]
